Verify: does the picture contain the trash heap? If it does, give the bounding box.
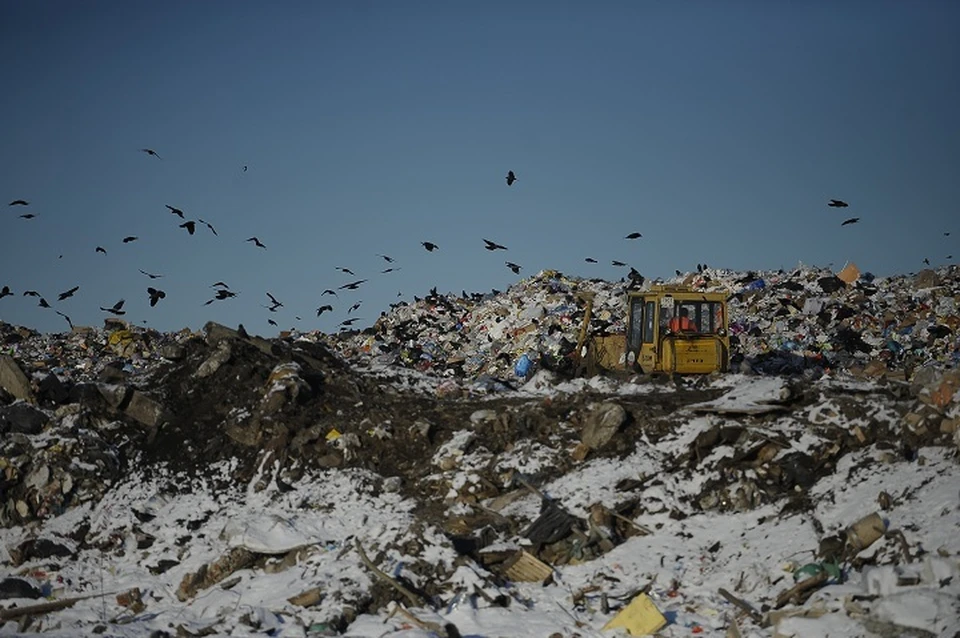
[325,263,960,384]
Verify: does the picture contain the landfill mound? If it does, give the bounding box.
[0,263,959,636]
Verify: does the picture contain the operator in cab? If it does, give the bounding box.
[668,307,698,333]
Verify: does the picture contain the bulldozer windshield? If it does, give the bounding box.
[660,300,724,334]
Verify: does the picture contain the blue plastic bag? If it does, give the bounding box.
[514,353,532,377]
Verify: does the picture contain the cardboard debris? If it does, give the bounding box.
[836,262,860,284]
[601,592,667,636]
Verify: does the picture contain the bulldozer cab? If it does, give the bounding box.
[625,285,730,374]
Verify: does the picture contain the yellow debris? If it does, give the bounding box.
[602,592,667,636]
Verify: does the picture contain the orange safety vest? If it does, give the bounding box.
[669,315,697,332]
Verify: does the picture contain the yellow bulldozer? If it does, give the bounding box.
[575,285,730,375]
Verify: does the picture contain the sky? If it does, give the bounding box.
[1,1,958,336]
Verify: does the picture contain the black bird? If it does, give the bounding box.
[141,148,161,159]
[585,257,598,263]
[675,269,683,276]
[378,254,395,263]
[211,281,230,289]
[215,289,237,300]
[945,232,951,237]
[96,246,107,254]
[316,304,333,316]
[9,199,29,206]
[19,213,36,219]
[841,217,860,226]
[166,205,185,218]
[100,299,126,315]
[625,232,642,240]
[337,267,355,275]
[321,289,337,297]
[421,241,439,251]
[179,221,196,235]
[483,238,508,251]
[267,318,278,327]
[348,300,362,313]
[339,317,362,327]
[57,286,79,301]
[923,258,930,265]
[23,290,42,297]
[55,311,73,329]
[243,165,248,172]
[381,267,400,274]
[828,199,849,208]
[139,269,163,279]
[247,236,266,249]
[612,260,627,267]
[147,287,166,307]
[198,218,218,235]
[505,170,517,186]
[0,286,12,299]
[265,292,283,311]
[506,262,521,274]
[123,236,138,243]
[38,297,50,308]
[339,279,367,291]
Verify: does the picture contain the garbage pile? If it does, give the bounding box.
[323,263,960,385]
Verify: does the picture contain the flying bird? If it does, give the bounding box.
[243,165,248,172]
[264,292,283,311]
[348,301,362,313]
[211,281,230,289]
[421,241,439,252]
[38,298,50,308]
[19,213,36,219]
[214,289,237,300]
[505,170,517,186]
[55,311,73,329]
[945,232,951,237]
[483,239,508,251]
[179,220,196,235]
[96,246,107,254]
[139,269,163,279]
[625,232,642,240]
[339,318,362,327]
[506,262,521,274]
[378,254,395,263]
[321,289,337,297]
[57,286,79,301]
[198,218,218,235]
[841,217,860,226]
[23,290,42,297]
[0,286,12,299]
[612,260,627,267]
[381,267,400,274]
[123,236,138,243]
[147,287,166,307]
[247,236,266,249]
[141,148,162,159]
[923,258,930,265]
[267,319,278,327]
[337,267,355,275]
[585,257,598,263]
[316,304,333,316]
[828,199,849,208]
[100,299,126,315]
[166,205,185,218]
[9,199,29,206]
[339,279,368,291]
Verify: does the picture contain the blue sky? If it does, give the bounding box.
[1,1,958,335]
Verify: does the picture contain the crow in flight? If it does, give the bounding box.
[214,289,237,300]
[828,199,849,208]
[247,236,266,249]
[378,254,394,263]
[381,267,400,274]
[198,218,218,235]
[9,199,29,206]
[23,290,41,297]
[612,260,627,267]
[483,238,508,251]
[265,292,283,311]
[339,279,367,291]
[211,281,229,289]
[19,213,36,219]
[139,269,163,279]
[923,258,930,265]
[123,236,138,243]
[339,317,362,327]
[337,267,355,275]
[96,246,107,254]
[0,286,12,299]
[506,170,517,186]
[100,299,126,315]
[141,148,161,159]
[841,217,860,226]
[147,287,166,307]
[38,298,51,308]
[179,221,196,235]
[316,304,333,316]
[58,286,79,301]
[166,205,185,218]
[321,289,337,297]
[421,241,439,251]
[267,319,278,327]
[625,232,642,240]
[585,257,598,263]
[55,311,73,329]
[348,300,362,314]
[506,262,521,274]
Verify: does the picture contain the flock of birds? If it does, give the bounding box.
[3,152,952,333]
